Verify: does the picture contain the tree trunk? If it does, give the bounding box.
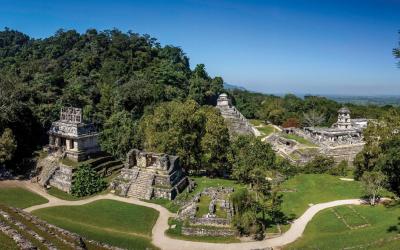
[371,193,376,205]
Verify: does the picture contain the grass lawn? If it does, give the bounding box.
[280,174,365,218]
[166,218,240,243]
[285,204,400,250]
[281,133,316,147]
[0,187,48,208]
[258,124,278,136]
[46,186,109,201]
[144,198,181,213]
[33,199,159,250]
[46,187,81,201]
[196,195,212,217]
[192,177,243,195]
[0,231,18,250]
[249,119,263,126]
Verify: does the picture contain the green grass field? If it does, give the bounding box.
[33,199,159,250]
[0,231,18,250]
[280,174,365,218]
[46,186,109,201]
[46,187,81,201]
[285,204,400,250]
[281,133,316,147]
[196,195,212,217]
[257,124,278,136]
[0,188,48,208]
[249,119,263,126]
[192,177,243,194]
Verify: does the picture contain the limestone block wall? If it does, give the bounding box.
[48,165,74,193]
[154,175,172,187]
[153,187,174,199]
[182,227,236,237]
[189,217,231,227]
[323,144,364,163]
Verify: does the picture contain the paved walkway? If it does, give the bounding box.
[3,180,362,250]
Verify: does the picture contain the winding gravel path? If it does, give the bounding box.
[2,180,362,250]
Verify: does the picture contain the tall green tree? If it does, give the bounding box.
[199,106,230,175]
[0,128,17,165]
[99,111,138,159]
[230,135,276,184]
[139,100,204,170]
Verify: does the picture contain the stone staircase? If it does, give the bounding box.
[217,105,254,135]
[37,155,60,186]
[127,170,155,200]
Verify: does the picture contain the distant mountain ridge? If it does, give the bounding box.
[223,83,400,106]
[223,83,247,91]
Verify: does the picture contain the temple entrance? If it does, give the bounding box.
[60,138,66,147]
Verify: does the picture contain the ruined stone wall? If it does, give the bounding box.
[182,227,236,237]
[322,144,364,163]
[153,187,174,199]
[189,217,231,227]
[48,164,74,193]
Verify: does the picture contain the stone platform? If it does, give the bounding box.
[111,149,189,200]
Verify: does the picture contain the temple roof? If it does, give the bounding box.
[338,107,351,114]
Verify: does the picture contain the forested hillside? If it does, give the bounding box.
[0,28,223,173]
[0,28,398,175]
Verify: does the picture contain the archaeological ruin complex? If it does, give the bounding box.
[268,107,368,164]
[111,149,189,200]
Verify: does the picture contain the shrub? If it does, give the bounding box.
[71,164,107,197]
[303,155,335,174]
[329,160,349,176]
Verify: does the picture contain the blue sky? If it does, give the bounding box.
[1,0,399,95]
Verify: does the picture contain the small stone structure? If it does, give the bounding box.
[36,154,75,193]
[216,93,258,136]
[177,187,236,237]
[111,149,189,200]
[47,107,100,162]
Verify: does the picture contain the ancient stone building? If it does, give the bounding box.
[48,107,100,162]
[111,149,189,200]
[303,107,364,145]
[216,93,257,136]
[335,107,352,129]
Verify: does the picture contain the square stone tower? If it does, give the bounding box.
[337,107,352,129]
[48,107,100,162]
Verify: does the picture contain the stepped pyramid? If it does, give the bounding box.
[112,149,189,200]
[216,93,255,136]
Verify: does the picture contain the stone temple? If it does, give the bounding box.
[37,107,105,193]
[111,149,189,200]
[216,93,258,136]
[48,107,100,162]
